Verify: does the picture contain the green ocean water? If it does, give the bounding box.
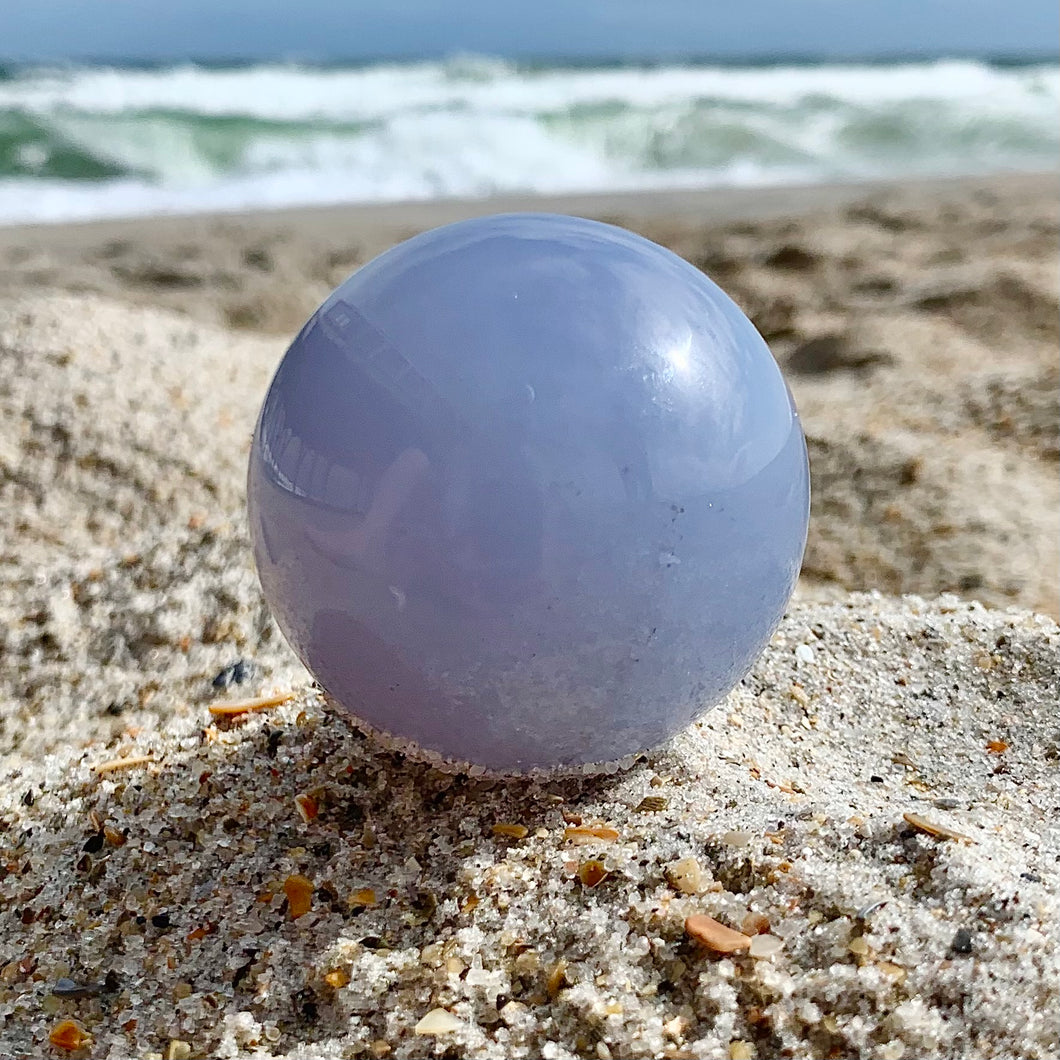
[2,55,1056,222]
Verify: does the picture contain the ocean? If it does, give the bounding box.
[1,55,1056,225]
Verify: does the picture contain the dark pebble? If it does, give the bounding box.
[212,659,257,689]
[870,775,884,783]
[53,978,101,998]
[1020,872,1042,883]
[151,912,172,929]
[950,928,974,955]
[83,832,105,853]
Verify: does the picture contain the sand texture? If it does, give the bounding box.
[0,175,1057,1058]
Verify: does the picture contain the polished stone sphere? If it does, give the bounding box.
[248,214,809,772]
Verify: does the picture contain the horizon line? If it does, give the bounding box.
[2,48,1057,69]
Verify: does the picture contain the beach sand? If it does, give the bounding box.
[0,174,1057,1058]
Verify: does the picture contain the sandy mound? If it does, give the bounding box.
[1,594,1057,1059]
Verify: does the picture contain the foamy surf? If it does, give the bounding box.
[1,55,1056,224]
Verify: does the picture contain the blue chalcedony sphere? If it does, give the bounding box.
[248,214,809,772]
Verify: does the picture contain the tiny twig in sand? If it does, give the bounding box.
[93,754,154,774]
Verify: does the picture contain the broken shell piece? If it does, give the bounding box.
[294,793,319,823]
[93,754,154,774]
[564,824,620,844]
[903,812,975,843]
[349,888,377,908]
[578,859,609,887]
[414,1008,462,1035]
[207,691,294,717]
[283,874,314,918]
[492,823,529,839]
[546,959,569,998]
[685,914,752,954]
[49,1019,91,1051]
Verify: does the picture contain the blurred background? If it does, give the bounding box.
[1,0,1057,224]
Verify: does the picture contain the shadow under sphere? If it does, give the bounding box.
[248,214,809,771]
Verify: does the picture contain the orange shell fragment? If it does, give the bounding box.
[284,873,314,918]
[685,914,752,954]
[564,825,620,844]
[577,859,609,887]
[49,1019,91,1051]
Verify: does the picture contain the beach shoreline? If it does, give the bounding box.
[2,170,1053,260]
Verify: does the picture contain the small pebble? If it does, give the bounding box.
[748,934,784,959]
[878,961,907,981]
[721,830,754,848]
[741,911,771,935]
[414,1008,462,1035]
[950,928,974,955]
[500,1000,528,1025]
[878,1042,906,1060]
[666,857,706,895]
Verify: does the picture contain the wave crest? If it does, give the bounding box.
[1,56,1056,223]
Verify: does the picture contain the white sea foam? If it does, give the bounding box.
[1,57,1056,224]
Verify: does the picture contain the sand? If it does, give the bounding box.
[0,174,1057,1058]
